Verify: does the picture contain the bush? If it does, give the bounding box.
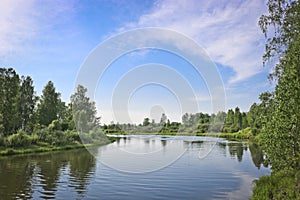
[7,130,32,147]
[90,129,110,143]
[236,127,253,139]
[0,134,6,146]
[35,128,51,143]
[48,120,61,131]
[252,170,300,200]
[78,132,93,144]
[65,130,80,143]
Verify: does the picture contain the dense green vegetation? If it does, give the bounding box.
[0,69,111,155]
[102,103,265,139]
[251,0,300,199]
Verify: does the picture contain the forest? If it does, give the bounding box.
[0,69,110,154]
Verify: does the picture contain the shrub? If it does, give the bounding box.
[0,134,6,146]
[252,170,300,200]
[7,130,32,147]
[35,128,51,143]
[65,130,80,143]
[48,120,61,131]
[78,132,93,144]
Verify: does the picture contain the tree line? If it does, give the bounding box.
[0,68,104,148]
[103,100,268,136]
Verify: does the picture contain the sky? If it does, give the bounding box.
[0,0,274,124]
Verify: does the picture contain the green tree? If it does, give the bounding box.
[0,113,4,135]
[223,109,234,132]
[37,81,62,126]
[19,76,37,132]
[259,0,300,171]
[247,103,261,133]
[0,68,20,135]
[143,118,150,126]
[234,107,242,131]
[241,112,248,129]
[160,113,167,125]
[210,111,226,132]
[182,113,190,126]
[71,85,98,133]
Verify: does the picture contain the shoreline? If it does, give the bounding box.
[0,137,116,156]
[0,132,254,157]
[106,131,254,140]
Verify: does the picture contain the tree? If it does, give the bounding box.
[182,113,190,126]
[37,81,62,126]
[259,0,300,171]
[19,76,37,132]
[0,113,4,135]
[210,111,226,132]
[223,109,234,132]
[160,113,167,125]
[247,103,261,132]
[71,85,98,133]
[0,68,20,135]
[241,112,248,129]
[234,107,242,131]
[142,118,150,126]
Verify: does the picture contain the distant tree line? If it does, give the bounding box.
[102,96,271,135]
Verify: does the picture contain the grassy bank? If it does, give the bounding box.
[0,137,115,156]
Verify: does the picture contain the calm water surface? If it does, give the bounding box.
[0,135,270,199]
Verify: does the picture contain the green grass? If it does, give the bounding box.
[0,137,115,156]
[252,169,300,200]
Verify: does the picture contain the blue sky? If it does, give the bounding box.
[0,0,274,124]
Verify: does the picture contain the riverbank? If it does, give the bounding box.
[0,137,115,156]
[106,128,254,141]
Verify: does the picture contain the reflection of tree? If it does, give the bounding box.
[161,140,167,147]
[0,155,35,199]
[249,142,264,169]
[228,143,244,162]
[217,142,226,150]
[0,148,96,199]
[144,139,150,144]
[228,143,236,157]
[183,140,203,150]
[236,143,243,162]
[69,149,96,196]
[37,153,68,197]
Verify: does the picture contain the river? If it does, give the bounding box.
[0,135,270,199]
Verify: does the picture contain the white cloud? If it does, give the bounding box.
[0,0,36,60]
[120,0,267,83]
[0,0,76,61]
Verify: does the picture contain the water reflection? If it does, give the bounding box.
[0,136,268,199]
[0,148,96,199]
[249,142,265,169]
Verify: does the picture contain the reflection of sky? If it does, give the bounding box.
[93,135,270,199]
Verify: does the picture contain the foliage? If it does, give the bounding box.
[71,85,99,133]
[19,76,37,133]
[251,0,300,199]
[6,130,32,147]
[259,0,300,171]
[0,68,21,135]
[37,81,62,126]
[252,170,300,200]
